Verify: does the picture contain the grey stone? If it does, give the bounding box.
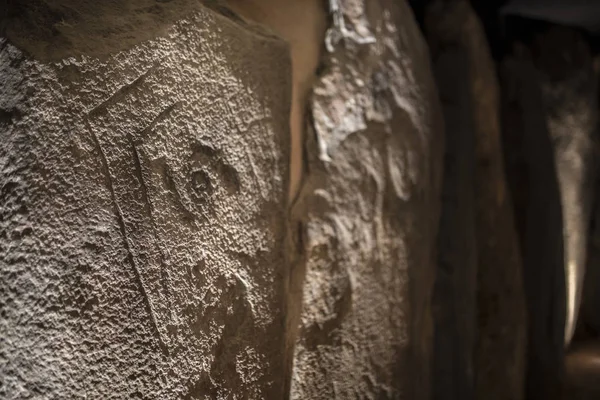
[1,4,291,399]
[288,1,444,398]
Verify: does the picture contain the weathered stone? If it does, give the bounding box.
[501,48,564,400]
[288,1,444,398]
[225,0,327,203]
[0,3,291,399]
[424,2,477,399]
[424,2,527,399]
[501,26,597,399]
[581,136,600,339]
[532,28,598,349]
[1,1,446,398]
[532,27,598,400]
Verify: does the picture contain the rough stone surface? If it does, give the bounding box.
[424,2,526,399]
[288,1,444,398]
[502,49,565,400]
[530,27,597,400]
[1,1,446,398]
[424,2,477,399]
[500,27,597,398]
[570,168,600,399]
[581,144,600,338]
[0,4,292,399]
[3,0,231,62]
[530,28,598,348]
[504,27,598,399]
[502,49,564,399]
[466,20,527,400]
[224,0,327,203]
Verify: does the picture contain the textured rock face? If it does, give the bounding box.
[502,49,565,400]
[501,27,597,399]
[1,1,444,398]
[452,4,527,400]
[532,28,597,400]
[424,2,526,399]
[531,29,598,348]
[224,0,327,202]
[581,148,600,338]
[1,4,291,399]
[289,1,443,398]
[424,2,478,399]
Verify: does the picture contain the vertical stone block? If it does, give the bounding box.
[1,3,291,398]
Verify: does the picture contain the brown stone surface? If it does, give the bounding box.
[501,27,597,399]
[580,133,600,344]
[530,28,597,349]
[288,1,444,398]
[224,0,327,203]
[501,47,565,400]
[532,27,598,400]
[461,4,527,400]
[424,1,526,399]
[1,1,445,399]
[1,3,292,399]
[425,2,477,399]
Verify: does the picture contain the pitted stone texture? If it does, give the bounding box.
[289,1,443,398]
[0,5,291,399]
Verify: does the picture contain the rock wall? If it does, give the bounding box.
[1,0,444,399]
[288,1,443,398]
[1,3,292,398]
[423,1,526,399]
[425,2,478,398]
[224,0,327,202]
[502,44,565,400]
[500,26,597,399]
[532,29,597,349]
[501,26,599,399]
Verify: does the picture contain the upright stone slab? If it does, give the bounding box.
[465,14,527,400]
[532,28,597,349]
[500,26,597,398]
[502,50,564,400]
[0,3,291,399]
[581,147,600,341]
[424,2,478,399]
[502,27,597,400]
[424,2,526,399]
[288,1,444,398]
[531,27,597,398]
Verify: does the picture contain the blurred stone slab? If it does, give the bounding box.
[424,1,527,399]
[501,25,597,400]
